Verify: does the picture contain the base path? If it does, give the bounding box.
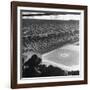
[42,44,80,71]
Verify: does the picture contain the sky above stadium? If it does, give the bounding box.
[22,12,81,20]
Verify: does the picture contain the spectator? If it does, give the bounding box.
[23,54,42,77]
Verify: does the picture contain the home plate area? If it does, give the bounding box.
[42,44,80,71]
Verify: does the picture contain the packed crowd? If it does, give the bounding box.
[22,19,79,54]
[22,19,79,37]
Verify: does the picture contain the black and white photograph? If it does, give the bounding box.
[21,10,81,78]
[11,1,87,88]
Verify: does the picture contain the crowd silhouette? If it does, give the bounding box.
[22,54,79,78]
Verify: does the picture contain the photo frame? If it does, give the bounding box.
[11,1,88,89]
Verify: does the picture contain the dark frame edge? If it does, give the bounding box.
[11,1,88,9]
[11,1,17,89]
[13,80,86,89]
[84,6,88,84]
